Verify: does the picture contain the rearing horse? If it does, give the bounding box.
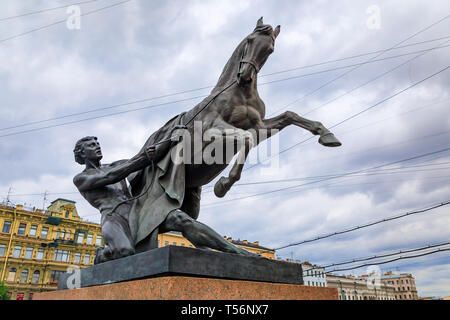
[128,17,341,254]
[181,17,341,197]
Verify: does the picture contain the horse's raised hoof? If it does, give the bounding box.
[319,132,342,147]
[214,176,231,198]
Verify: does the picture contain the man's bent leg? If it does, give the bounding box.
[160,210,258,256]
[96,214,135,263]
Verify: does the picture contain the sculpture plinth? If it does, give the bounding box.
[61,245,303,289]
[33,246,338,300]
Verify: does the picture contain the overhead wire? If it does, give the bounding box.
[243,65,450,172]
[274,200,450,251]
[267,13,450,117]
[0,1,100,22]
[7,162,449,199]
[0,0,133,44]
[325,247,450,274]
[314,240,450,271]
[202,146,450,207]
[1,36,449,133]
[253,200,450,257]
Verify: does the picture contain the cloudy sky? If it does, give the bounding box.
[0,0,449,298]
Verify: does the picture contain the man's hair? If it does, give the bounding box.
[73,136,97,165]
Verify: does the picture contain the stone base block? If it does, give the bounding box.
[58,246,304,290]
[34,276,338,300]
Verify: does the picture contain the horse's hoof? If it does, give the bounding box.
[214,177,230,198]
[319,132,342,147]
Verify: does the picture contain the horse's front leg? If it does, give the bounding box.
[262,111,342,147]
[213,128,255,198]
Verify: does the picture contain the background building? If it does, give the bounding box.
[327,274,396,300]
[0,199,102,300]
[381,271,419,300]
[301,262,327,287]
[1,200,274,299]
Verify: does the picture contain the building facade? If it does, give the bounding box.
[301,262,327,287]
[0,200,102,300]
[327,274,396,300]
[381,271,418,300]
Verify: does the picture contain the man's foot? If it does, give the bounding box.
[94,247,106,264]
[233,246,263,258]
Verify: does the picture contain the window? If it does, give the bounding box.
[7,268,16,282]
[31,271,40,284]
[65,210,70,218]
[56,229,60,239]
[18,223,26,235]
[54,250,62,261]
[41,227,48,239]
[50,270,65,283]
[60,230,65,239]
[164,241,169,246]
[87,234,93,245]
[25,247,33,259]
[20,269,29,283]
[2,221,11,233]
[84,254,91,264]
[66,230,71,239]
[36,249,44,260]
[172,242,177,246]
[13,245,22,258]
[29,225,37,237]
[95,236,102,246]
[74,253,81,264]
[54,250,71,262]
[76,233,84,244]
[0,244,5,257]
[181,243,185,247]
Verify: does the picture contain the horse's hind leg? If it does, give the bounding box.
[262,111,341,147]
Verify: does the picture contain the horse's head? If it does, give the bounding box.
[237,17,280,85]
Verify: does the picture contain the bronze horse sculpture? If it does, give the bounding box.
[125,17,342,255]
[74,18,342,263]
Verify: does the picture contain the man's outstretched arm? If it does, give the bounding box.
[74,146,156,192]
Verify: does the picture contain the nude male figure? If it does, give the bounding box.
[73,136,162,263]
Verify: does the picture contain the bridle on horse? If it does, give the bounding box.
[155,36,263,146]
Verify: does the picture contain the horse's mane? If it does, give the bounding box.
[211,24,274,96]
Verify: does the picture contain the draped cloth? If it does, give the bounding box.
[127,112,191,249]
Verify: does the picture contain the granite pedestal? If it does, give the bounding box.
[33,246,338,300]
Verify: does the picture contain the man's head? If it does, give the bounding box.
[73,136,102,165]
